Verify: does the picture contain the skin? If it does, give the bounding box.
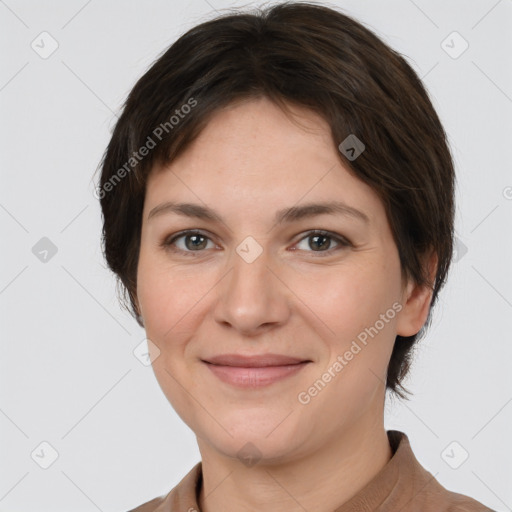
[136,96,435,512]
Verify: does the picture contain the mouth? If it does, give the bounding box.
[201,353,312,388]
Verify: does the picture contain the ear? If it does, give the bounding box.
[396,250,438,337]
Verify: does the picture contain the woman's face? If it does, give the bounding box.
[136,97,423,464]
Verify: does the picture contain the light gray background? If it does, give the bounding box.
[1,0,511,511]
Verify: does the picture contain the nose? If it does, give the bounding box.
[213,241,291,336]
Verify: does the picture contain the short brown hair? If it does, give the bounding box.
[97,1,455,399]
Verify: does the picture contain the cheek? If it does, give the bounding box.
[136,253,210,423]
[303,259,402,336]
[137,249,212,339]
[308,256,403,393]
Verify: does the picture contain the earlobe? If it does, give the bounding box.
[396,251,438,337]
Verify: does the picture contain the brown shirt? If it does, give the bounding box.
[127,430,494,511]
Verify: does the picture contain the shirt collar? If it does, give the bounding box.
[155,430,491,512]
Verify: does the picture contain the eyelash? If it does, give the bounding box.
[160,229,352,258]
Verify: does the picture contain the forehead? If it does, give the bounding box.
[151,97,334,175]
[143,97,384,226]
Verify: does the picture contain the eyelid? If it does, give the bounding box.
[161,229,352,256]
[292,229,352,253]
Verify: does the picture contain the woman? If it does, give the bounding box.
[97,2,495,511]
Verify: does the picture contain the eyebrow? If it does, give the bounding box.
[147,200,369,224]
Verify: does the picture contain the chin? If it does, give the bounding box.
[195,410,304,460]
[204,432,304,467]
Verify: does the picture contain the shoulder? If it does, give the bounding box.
[126,494,200,512]
[411,484,496,512]
[126,495,167,512]
[125,462,202,512]
[389,431,495,512]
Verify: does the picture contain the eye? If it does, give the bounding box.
[293,230,351,256]
[161,230,216,256]
[160,229,352,257]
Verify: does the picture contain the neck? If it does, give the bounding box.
[197,403,392,512]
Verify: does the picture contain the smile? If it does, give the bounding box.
[202,360,310,388]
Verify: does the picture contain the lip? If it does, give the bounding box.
[202,353,311,388]
[203,353,309,367]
